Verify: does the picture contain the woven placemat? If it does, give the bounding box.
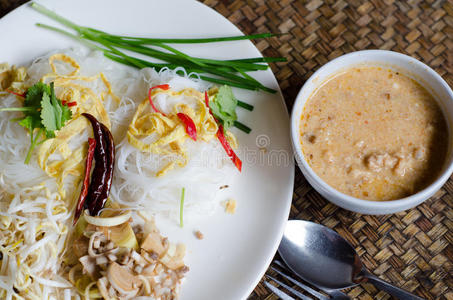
[1,0,452,299]
[199,1,452,299]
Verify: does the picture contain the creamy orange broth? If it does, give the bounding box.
[300,67,448,201]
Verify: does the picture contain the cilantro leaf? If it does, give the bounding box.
[40,92,57,138]
[40,82,72,138]
[2,81,74,163]
[61,104,72,127]
[209,85,238,130]
[24,81,50,107]
[50,82,62,128]
[18,115,41,130]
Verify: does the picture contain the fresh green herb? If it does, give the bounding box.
[180,187,185,228]
[209,85,238,130]
[0,82,73,163]
[40,82,72,138]
[31,2,287,93]
[208,85,252,134]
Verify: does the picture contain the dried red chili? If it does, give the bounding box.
[177,112,197,141]
[148,84,170,116]
[73,137,96,225]
[92,123,115,214]
[82,113,115,216]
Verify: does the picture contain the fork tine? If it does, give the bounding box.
[271,263,328,300]
[264,281,296,300]
[266,274,313,300]
[273,260,350,300]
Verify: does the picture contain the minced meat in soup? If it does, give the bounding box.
[300,67,448,201]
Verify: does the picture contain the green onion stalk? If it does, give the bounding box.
[31,2,286,93]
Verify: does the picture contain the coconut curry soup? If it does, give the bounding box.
[300,67,448,201]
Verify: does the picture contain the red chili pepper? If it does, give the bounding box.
[148,84,170,116]
[216,125,242,172]
[205,91,242,172]
[82,113,115,217]
[73,137,96,225]
[61,100,77,107]
[5,89,26,98]
[204,91,209,107]
[177,113,197,141]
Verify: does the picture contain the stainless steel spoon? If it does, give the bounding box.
[278,220,425,300]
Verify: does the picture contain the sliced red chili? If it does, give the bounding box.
[5,89,26,98]
[61,100,77,107]
[148,84,170,116]
[73,137,96,225]
[177,112,197,141]
[204,91,209,107]
[216,125,242,172]
[205,91,242,172]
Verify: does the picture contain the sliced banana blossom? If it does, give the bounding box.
[84,210,131,227]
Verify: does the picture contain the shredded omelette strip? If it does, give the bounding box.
[127,87,237,177]
[37,54,119,198]
[0,63,27,92]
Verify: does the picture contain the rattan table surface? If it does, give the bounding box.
[1,0,452,299]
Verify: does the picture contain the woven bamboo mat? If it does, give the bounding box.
[1,0,452,299]
[198,1,452,300]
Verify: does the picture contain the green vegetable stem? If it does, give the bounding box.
[31,2,286,93]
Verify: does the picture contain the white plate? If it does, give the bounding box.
[0,1,294,299]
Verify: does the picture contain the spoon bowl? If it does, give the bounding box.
[279,220,425,300]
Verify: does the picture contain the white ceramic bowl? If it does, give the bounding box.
[291,50,453,214]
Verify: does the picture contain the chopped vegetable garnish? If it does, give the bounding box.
[208,85,237,130]
[148,84,170,115]
[74,137,96,225]
[206,86,251,134]
[31,2,287,93]
[61,100,77,107]
[217,125,242,172]
[204,91,210,107]
[180,187,185,228]
[0,81,73,163]
[177,113,197,141]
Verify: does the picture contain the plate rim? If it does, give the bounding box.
[0,1,295,299]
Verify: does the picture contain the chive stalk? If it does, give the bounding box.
[90,32,279,44]
[233,121,252,134]
[237,100,254,111]
[180,187,185,228]
[30,2,286,93]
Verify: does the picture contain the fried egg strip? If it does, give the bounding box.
[127,87,238,177]
[37,54,117,198]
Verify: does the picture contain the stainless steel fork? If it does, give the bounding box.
[264,260,350,300]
